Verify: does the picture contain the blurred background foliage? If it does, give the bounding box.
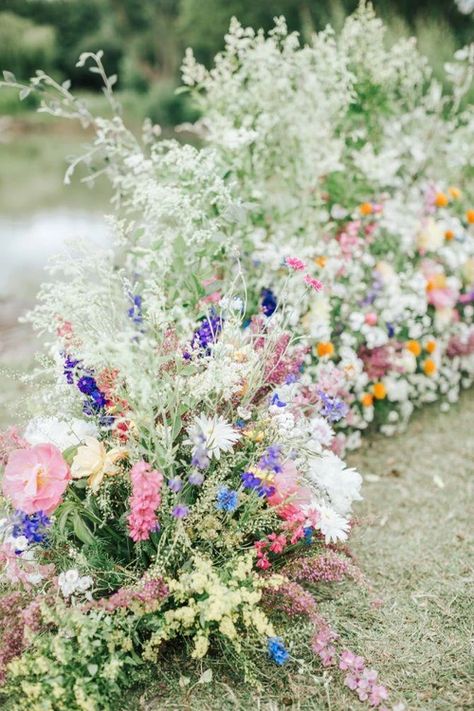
[0,0,473,125]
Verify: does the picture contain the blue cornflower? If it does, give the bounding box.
[13,511,51,545]
[215,486,239,512]
[318,390,349,423]
[128,294,143,325]
[261,287,277,317]
[303,526,314,545]
[386,322,395,338]
[267,637,289,665]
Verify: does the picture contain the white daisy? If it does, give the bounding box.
[307,451,362,516]
[187,414,240,460]
[316,504,350,544]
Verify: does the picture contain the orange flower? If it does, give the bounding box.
[359,202,373,216]
[316,341,334,358]
[406,340,421,357]
[423,359,437,376]
[372,382,386,400]
[448,186,461,200]
[361,393,374,407]
[314,256,327,268]
[444,229,455,241]
[426,274,447,291]
[466,209,474,224]
[425,340,436,354]
[434,192,448,208]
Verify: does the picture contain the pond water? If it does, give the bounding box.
[0,209,108,298]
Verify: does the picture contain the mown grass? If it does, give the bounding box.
[122,391,474,710]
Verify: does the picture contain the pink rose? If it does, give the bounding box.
[3,444,70,514]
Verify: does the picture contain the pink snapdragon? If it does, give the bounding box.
[3,444,70,514]
[128,461,163,542]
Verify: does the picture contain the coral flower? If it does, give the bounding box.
[359,202,373,216]
[423,359,437,376]
[434,192,448,208]
[448,186,461,200]
[406,340,421,357]
[466,209,474,224]
[3,444,70,514]
[317,342,335,358]
[361,393,373,408]
[372,382,386,400]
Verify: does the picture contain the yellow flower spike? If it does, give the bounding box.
[434,192,449,208]
[448,186,461,200]
[406,340,422,357]
[254,431,265,443]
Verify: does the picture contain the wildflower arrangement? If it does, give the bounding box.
[0,238,383,708]
[2,3,472,707]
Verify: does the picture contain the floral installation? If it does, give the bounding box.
[2,2,472,708]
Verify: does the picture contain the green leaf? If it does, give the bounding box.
[72,512,95,545]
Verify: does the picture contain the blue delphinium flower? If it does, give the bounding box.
[270,392,286,408]
[261,287,277,317]
[189,311,224,355]
[12,511,51,545]
[318,390,349,423]
[240,471,275,498]
[258,445,282,473]
[128,294,143,325]
[267,637,289,665]
[216,486,239,512]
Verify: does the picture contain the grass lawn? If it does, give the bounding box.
[124,392,473,710]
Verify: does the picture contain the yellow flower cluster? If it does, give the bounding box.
[143,553,280,662]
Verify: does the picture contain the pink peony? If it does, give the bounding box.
[3,444,70,514]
